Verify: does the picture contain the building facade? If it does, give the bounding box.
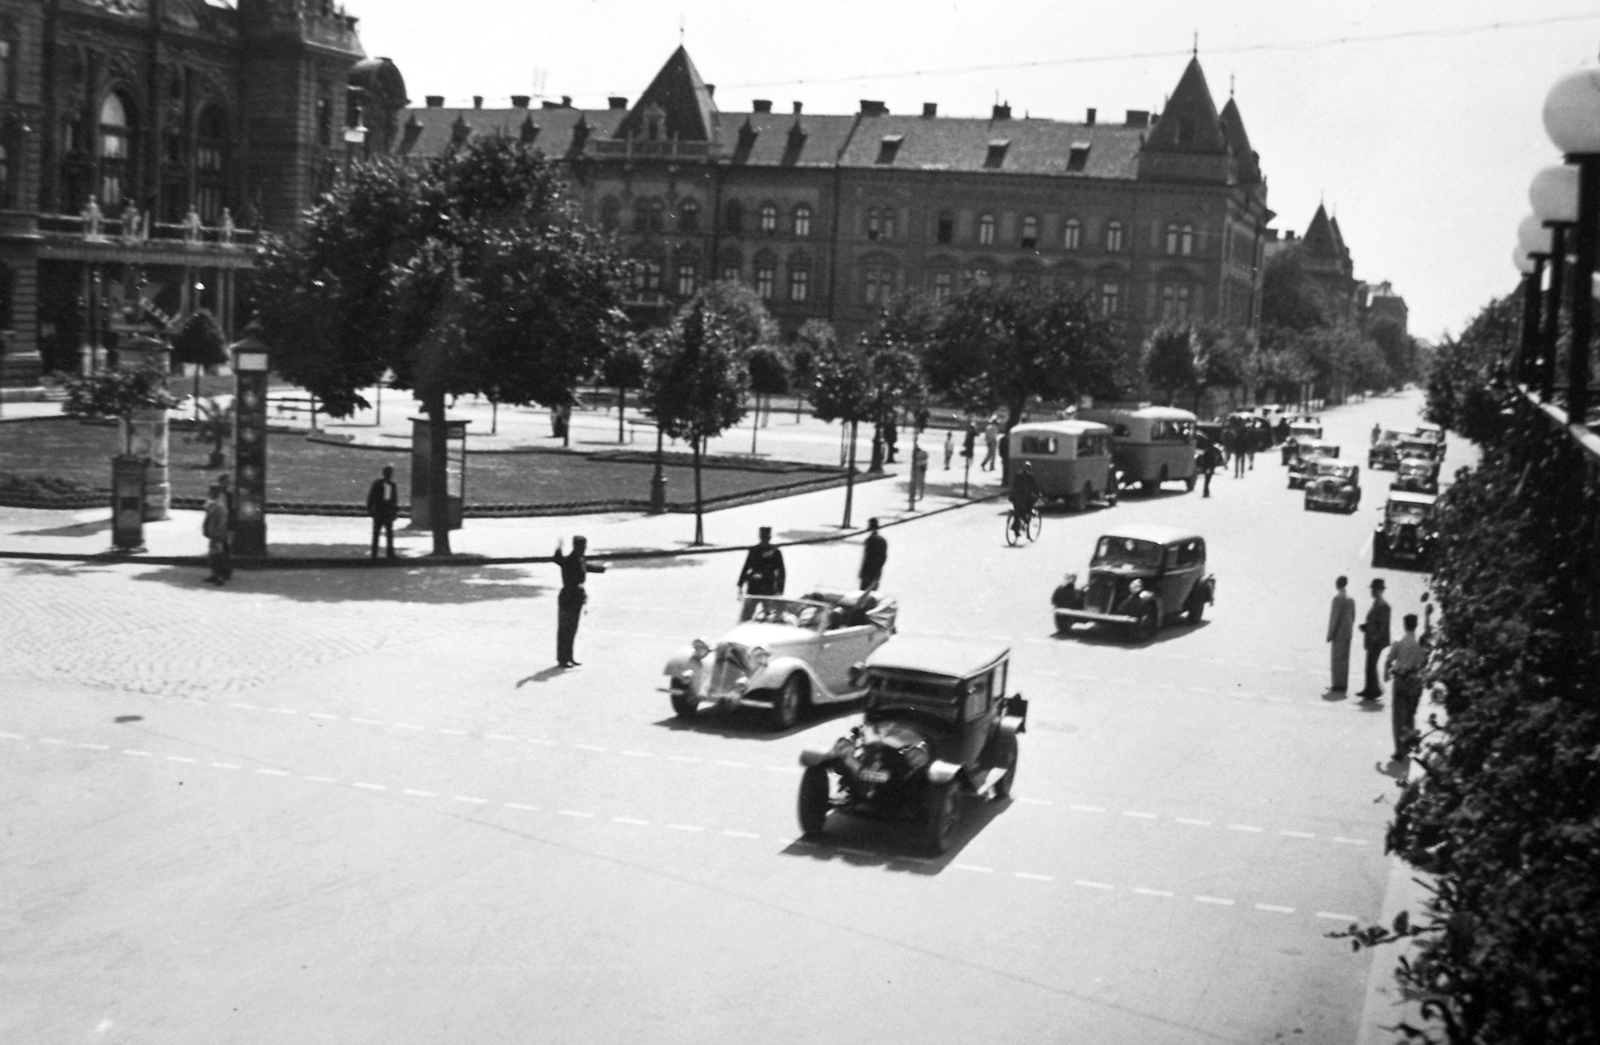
[1266,205,1409,335]
[0,0,403,385]
[397,46,1275,348]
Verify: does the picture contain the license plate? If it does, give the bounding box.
[859,768,891,784]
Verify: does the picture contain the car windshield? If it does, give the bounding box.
[866,673,960,721]
[1315,461,1353,479]
[1399,441,1430,455]
[740,597,826,629]
[1092,536,1163,568]
[1303,444,1336,459]
[1389,504,1430,525]
[1380,430,1403,443]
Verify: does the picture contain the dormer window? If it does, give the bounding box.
[876,134,903,165]
[1067,141,1090,172]
[984,139,1009,169]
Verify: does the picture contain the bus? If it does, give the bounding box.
[1077,405,1198,493]
[1008,420,1116,511]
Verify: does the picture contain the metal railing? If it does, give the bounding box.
[37,212,261,248]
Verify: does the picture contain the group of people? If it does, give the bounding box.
[735,518,888,598]
[1326,575,1430,761]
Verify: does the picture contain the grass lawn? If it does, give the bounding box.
[0,418,842,509]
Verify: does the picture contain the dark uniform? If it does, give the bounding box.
[1357,587,1392,698]
[738,540,786,596]
[553,540,605,666]
[367,469,399,560]
[1010,468,1039,535]
[859,529,887,591]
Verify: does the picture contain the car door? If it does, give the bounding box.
[1160,541,1200,616]
[956,667,1000,768]
[817,616,876,699]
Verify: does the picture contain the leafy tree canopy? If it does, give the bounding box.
[746,345,791,397]
[1260,251,1326,332]
[640,300,749,446]
[171,310,227,368]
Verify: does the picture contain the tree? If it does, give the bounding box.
[62,360,183,456]
[1260,251,1326,332]
[171,309,227,417]
[789,319,834,421]
[599,337,646,443]
[1142,323,1198,406]
[640,299,749,544]
[745,345,790,453]
[253,136,630,554]
[808,330,926,526]
[1370,318,1418,389]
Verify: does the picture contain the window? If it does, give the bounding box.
[978,213,996,246]
[0,38,11,102]
[760,202,777,234]
[867,206,894,241]
[633,198,664,234]
[677,198,700,233]
[1166,224,1180,256]
[789,267,810,302]
[634,259,662,292]
[755,265,775,300]
[1067,143,1090,171]
[676,263,698,297]
[1165,223,1195,257]
[98,93,131,207]
[864,265,893,304]
[972,267,993,287]
[195,106,229,223]
[1105,221,1123,252]
[1100,281,1121,315]
[599,197,620,231]
[1063,219,1081,250]
[1021,215,1038,249]
[793,204,812,237]
[932,271,953,303]
[1020,435,1058,455]
[724,199,743,235]
[0,143,9,209]
[1160,284,1192,321]
[316,85,333,147]
[937,210,954,244]
[720,264,741,282]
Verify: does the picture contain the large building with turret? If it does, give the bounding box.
[0,0,405,385]
[395,46,1275,348]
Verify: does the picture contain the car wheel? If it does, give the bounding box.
[1137,603,1160,641]
[771,673,805,730]
[992,730,1018,800]
[670,685,698,719]
[797,764,831,836]
[925,782,959,854]
[1184,474,1197,492]
[1186,587,1207,624]
[1140,479,1158,494]
[1159,465,1170,488]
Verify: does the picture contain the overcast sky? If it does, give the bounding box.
[349,0,1600,342]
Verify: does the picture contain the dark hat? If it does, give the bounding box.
[759,526,772,539]
[1371,578,1385,590]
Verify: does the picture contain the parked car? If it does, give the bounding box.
[663,591,897,729]
[1369,429,1405,470]
[1289,414,1324,440]
[1051,524,1215,640]
[797,637,1028,854]
[1303,460,1361,513]
[1412,423,1447,461]
[1373,491,1439,570]
[1288,440,1341,488]
[1392,456,1440,495]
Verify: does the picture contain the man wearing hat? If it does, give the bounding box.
[859,518,887,592]
[738,526,786,596]
[1356,577,1392,699]
[552,535,605,668]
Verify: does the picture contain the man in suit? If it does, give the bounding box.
[1326,575,1357,692]
[738,527,786,596]
[366,465,399,560]
[859,518,888,591]
[1356,577,1392,699]
[552,535,605,668]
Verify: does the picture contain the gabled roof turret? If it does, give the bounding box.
[613,45,719,143]
[1218,97,1260,184]
[1143,58,1226,154]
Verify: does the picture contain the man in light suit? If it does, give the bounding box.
[1326,575,1356,692]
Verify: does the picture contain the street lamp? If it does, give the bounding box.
[343,121,368,175]
[230,331,271,557]
[1515,214,1552,386]
[1529,164,1578,402]
[1542,69,1600,426]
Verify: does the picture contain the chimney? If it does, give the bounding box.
[472,95,483,109]
[705,84,715,98]
[1124,110,1148,128]
[1086,107,1096,125]
[922,102,937,118]
[753,99,772,113]
[561,95,572,108]
[792,101,803,114]
[511,95,530,108]
[608,96,628,110]
[992,102,1011,120]
[859,100,888,116]
[425,95,444,108]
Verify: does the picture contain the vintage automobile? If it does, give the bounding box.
[1392,455,1441,495]
[1303,460,1361,513]
[1008,419,1118,511]
[1279,415,1326,464]
[1373,491,1439,570]
[1287,440,1341,488]
[796,637,1027,854]
[1051,524,1215,640]
[663,591,897,729]
[1368,428,1406,470]
[1077,405,1198,493]
[1412,423,1447,461]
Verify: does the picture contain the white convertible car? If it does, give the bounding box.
[663,591,898,729]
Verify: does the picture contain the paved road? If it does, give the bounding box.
[0,391,1465,1044]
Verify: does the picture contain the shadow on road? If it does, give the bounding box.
[651,697,864,740]
[1051,619,1210,647]
[779,794,1012,874]
[516,665,572,686]
[10,518,112,538]
[130,562,550,605]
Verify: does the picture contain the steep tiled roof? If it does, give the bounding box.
[716,111,860,167]
[836,114,1144,178]
[613,46,718,143]
[395,106,627,160]
[1218,98,1259,183]
[1144,57,1226,154]
[1303,204,1341,258]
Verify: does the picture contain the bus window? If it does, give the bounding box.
[1019,435,1058,455]
[1078,433,1106,456]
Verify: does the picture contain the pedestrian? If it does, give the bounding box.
[1199,438,1220,497]
[1356,577,1392,699]
[962,420,977,464]
[1275,417,1291,445]
[215,472,236,581]
[1231,426,1247,478]
[202,482,230,585]
[943,430,954,470]
[1371,422,1382,445]
[884,421,898,464]
[1326,575,1356,692]
[366,464,399,560]
[981,418,999,471]
[552,535,605,668]
[1384,613,1426,759]
[858,517,888,591]
[911,444,929,501]
[737,526,786,596]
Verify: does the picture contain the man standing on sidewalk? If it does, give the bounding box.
[216,472,236,581]
[737,526,786,596]
[553,535,605,668]
[202,483,231,585]
[1326,575,1356,692]
[366,465,399,560]
[859,518,887,592]
[981,418,999,471]
[943,430,954,471]
[1356,578,1392,699]
[1384,613,1426,759]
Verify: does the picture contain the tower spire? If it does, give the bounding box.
[1192,31,1198,57]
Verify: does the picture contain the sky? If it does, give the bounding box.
[348,0,1600,342]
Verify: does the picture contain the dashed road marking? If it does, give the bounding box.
[76,743,110,750]
[229,703,256,711]
[1280,830,1316,839]
[1332,837,1368,846]
[1070,804,1106,813]
[1174,817,1213,826]
[1227,824,1265,833]
[438,729,468,737]
[401,788,438,798]
[1072,879,1113,890]
[1194,895,1236,906]
[308,713,339,721]
[722,830,760,839]
[484,733,519,742]
[1255,904,1296,914]
[1015,872,1055,882]
[1121,810,1158,819]
[351,717,385,726]
[352,781,387,790]
[0,732,24,740]
[611,816,648,826]
[620,750,652,758]
[268,708,297,716]
[255,768,288,776]
[558,810,594,818]
[1017,797,1053,806]
[122,749,151,757]
[504,802,537,811]
[1316,911,1358,922]
[1132,887,1175,898]
[574,744,606,752]
[165,755,196,763]
[954,863,994,873]
[210,762,240,770]
[666,823,705,833]
[454,796,489,805]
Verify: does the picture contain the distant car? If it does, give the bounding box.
[1303,460,1361,513]
[1288,440,1341,488]
[1051,524,1215,640]
[1393,456,1440,495]
[1289,415,1324,440]
[1369,429,1405,470]
[1373,491,1438,570]
[1412,423,1446,461]
[797,637,1027,854]
[663,591,897,729]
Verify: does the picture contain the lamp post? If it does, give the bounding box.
[649,423,668,514]
[1529,163,1576,403]
[230,332,271,557]
[1543,68,1600,427]
[343,121,368,176]
[1516,214,1552,387]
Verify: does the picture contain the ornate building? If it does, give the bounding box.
[0,0,405,385]
[396,46,1274,348]
[1266,204,1408,334]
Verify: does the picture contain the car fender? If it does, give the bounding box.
[663,644,712,696]
[1200,574,1217,603]
[927,760,962,786]
[752,655,842,701]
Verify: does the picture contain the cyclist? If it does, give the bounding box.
[1009,460,1040,539]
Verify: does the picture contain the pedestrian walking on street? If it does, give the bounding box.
[215,472,236,581]
[981,418,999,471]
[1371,422,1381,445]
[366,465,400,560]
[1356,578,1392,699]
[859,518,888,592]
[202,483,231,585]
[1326,575,1356,692]
[1199,438,1221,497]
[737,526,786,596]
[1384,613,1426,759]
[552,535,605,668]
[943,430,954,470]
[1231,427,1247,478]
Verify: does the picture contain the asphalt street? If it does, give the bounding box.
[0,390,1467,1044]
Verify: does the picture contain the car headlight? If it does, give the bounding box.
[749,646,770,673]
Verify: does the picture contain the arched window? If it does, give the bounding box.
[98,93,132,207]
[863,263,894,304]
[195,106,229,223]
[1160,283,1193,321]
[633,198,664,234]
[1181,224,1194,257]
[1063,218,1081,250]
[867,207,880,240]
[599,197,620,231]
[677,197,700,233]
[1100,281,1122,315]
[1021,215,1039,249]
[0,29,14,102]
[788,258,810,301]
[725,199,743,235]
[1166,224,1180,256]
[793,204,812,238]
[676,262,698,297]
[759,202,777,234]
[1105,220,1123,252]
[936,210,954,245]
[755,259,776,300]
[978,213,995,246]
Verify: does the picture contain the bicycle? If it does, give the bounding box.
[1005,504,1042,546]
